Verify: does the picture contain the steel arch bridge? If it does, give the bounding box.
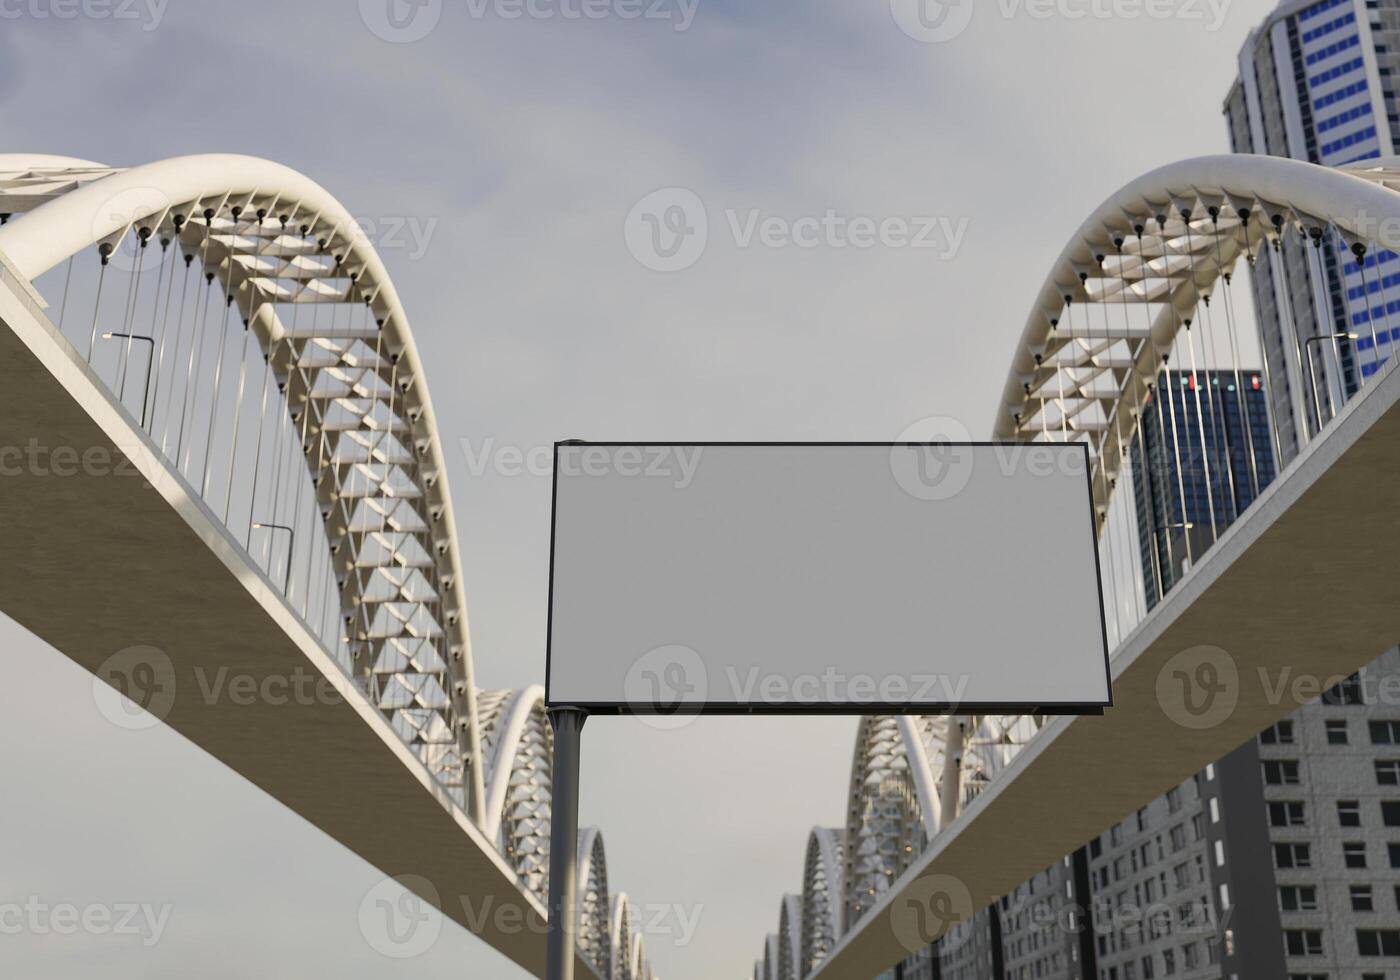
[748,154,1400,980]
[0,154,659,980]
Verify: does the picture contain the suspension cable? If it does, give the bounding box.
[1179,215,1220,547]
[115,231,147,401]
[85,247,109,362]
[1117,230,1161,610]
[147,234,178,437]
[1216,208,1261,501]
[179,270,215,474]
[1132,220,1171,600]
[1265,216,1303,462]
[1370,239,1396,374]
[1156,213,1196,576]
[1350,239,1379,391]
[201,289,235,500]
[56,255,73,335]
[160,249,194,457]
[1084,264,1122,644]
[1302,228,1334,430]
[179,213,219,473]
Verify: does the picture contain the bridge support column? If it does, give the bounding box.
[546,706,588,980]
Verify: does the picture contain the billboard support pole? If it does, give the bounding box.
[545,706,588,980]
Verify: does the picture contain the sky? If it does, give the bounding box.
[0,0,1283,977]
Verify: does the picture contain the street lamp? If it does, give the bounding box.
[251,521,295,593]
[1152,521,1195,597]
[100,331,155,426]
[1304,331,1360,432]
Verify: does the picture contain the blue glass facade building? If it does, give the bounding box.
[1129,370,1278,607]
[1226,0,1400,463]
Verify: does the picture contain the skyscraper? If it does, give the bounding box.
[893,366,1399,978]
[1225,0,1400,464]
[1129,370,1277,607]
[878,8,1400,977]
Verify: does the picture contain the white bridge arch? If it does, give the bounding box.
[996,154,1400,519]
[749,153,1400,978]
[0,151,486,813]
[0,153,658,979]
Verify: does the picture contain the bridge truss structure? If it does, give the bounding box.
[747,154,1400,980]
[0,153,659,980]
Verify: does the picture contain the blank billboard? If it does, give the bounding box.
[546,442,1110,714]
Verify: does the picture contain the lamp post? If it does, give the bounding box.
[251,521,295,593]
[100,331,155,426]
[1152,521,1195,597]
[1304,331,1360,432]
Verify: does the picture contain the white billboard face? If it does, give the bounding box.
[546,443,1111,715]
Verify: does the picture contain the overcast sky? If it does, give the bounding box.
[0,1,1282,976]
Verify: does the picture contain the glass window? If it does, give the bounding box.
[1281,886,1319,911]
[1324,673,1365,705]
[1284,930,1324,956]
[1358,929,1400,956]
[1275,843,1312,869]
[1265,760,1302,785]
[1371,720,1400,744]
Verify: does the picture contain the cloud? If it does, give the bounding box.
[0,0,1279,976]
